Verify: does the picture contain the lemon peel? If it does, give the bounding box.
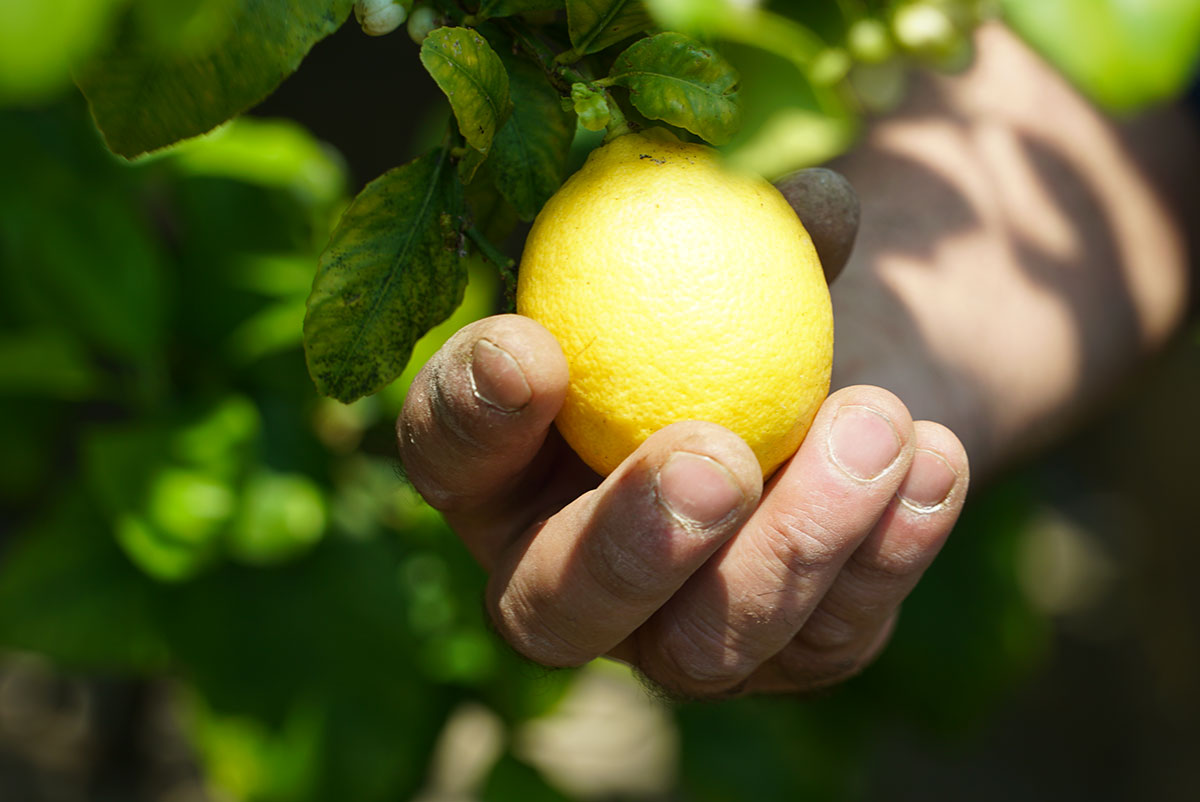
[517,131,833,477]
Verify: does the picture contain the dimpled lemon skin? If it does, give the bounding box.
[516,131,833,477]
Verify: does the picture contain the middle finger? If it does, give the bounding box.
[635,386,915,697]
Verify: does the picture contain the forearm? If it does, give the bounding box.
[829,23,1194,478]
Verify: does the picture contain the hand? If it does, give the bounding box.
[396,167,969,698]
[399,312,967,698]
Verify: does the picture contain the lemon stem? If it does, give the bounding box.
[466,225,513,271]
[468,226,518,311]
[602,94,632,141]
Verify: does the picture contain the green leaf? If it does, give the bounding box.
[717,41,856,177]
[304,148,467,403]
[226,471,328,566]
[0,108,168,367]
[566,0,653,55]
[131,0,246,54]
[381,258,502,409]
[608,32,741,145]
[482,752,573,802]
[185,693,325,801]
[83,397,262,581]
[75,0,355,158]
[420,27,513,156]
[0,0,126,103]
[0,330,100,399]
[0,489,167,670]
[458,144,489,184]
[490,58,576,221]
[170,117,348,208]
[1002,0,1200,112]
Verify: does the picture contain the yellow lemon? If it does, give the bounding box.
[516,130,833,477]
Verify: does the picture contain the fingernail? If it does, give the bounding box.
[656,452,744,528]
[898,449,958,512]
[828,405,902,480]
[470,339,531,412]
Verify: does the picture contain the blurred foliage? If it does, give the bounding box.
[0,0,1196,800]
[0,99,565,799]
[1001,0,1200,113]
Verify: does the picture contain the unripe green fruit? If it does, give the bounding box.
[407,6,439,44]
[848,18,892,64]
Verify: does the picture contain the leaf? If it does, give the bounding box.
[75,0,355,158]
[0,489,167,670]
[170,117,348,207]
[458,144,488,184]
[226,471,328,566]
[304,148,467,403]
[0,107,167,366]
[482,752,573,802]
[83,398,261,582]
[477,0,564,18]
[1001,0,1200,112]
[489,58,576,221]
[566,0,653,55]
[608,32,742,145]
[0,329,100,399]
[0,0,126,103]
[420,27,513,156]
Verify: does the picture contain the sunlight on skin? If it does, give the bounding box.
[831,23,1190,479]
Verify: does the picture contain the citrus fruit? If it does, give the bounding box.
[516,130,833,477]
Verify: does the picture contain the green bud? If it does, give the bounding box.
[355,0,408,37]
[407,5,439,44]
[572,83,610,132]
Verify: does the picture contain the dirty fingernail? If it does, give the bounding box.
[470,339,531,412]
[657,452,744,528]
[829,405,902,480]
[898,449,958,512]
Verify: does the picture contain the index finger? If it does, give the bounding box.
[397,314,577,566]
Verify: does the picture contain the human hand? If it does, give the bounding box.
[397,171,969,699]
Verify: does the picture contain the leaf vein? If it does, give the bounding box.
[425,47,505,137]
[328,149,452,389]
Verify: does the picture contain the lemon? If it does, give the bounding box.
[516,130,833,477]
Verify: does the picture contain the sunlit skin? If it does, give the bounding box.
[397,24,1193,698]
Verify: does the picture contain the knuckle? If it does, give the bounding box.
[774,641,865,691]
[488,585,594,668]
[757,509,843,584]
[583,527,667,605]
[648,617,755,699]
[849,540,928,583]
[796,606,865,654]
